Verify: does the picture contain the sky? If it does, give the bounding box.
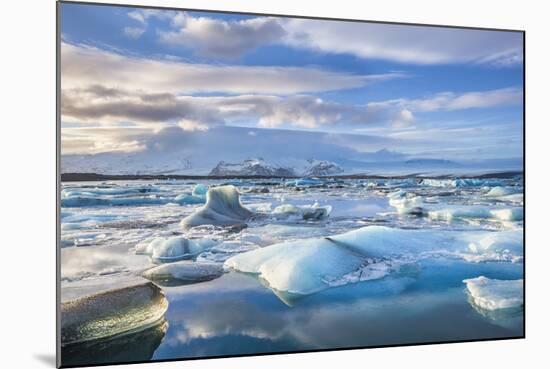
[59,2,524,170]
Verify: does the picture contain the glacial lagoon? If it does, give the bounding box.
[60,175,524,366]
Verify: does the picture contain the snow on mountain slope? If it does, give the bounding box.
[209,158,295,177]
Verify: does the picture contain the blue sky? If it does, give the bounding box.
[60,2,523,164]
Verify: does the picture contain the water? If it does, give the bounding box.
[60,176,524,366]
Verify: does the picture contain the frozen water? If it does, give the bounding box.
[181,185,253,228]
[135,236,217,263]
[463,276,523,311]
[60,175,523,340]
[272,203,332,220]
[143,261,224,285]
[225,225,523,295]
[61,275,169,345]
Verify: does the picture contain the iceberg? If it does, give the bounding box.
[428,206,523,222]
[272,203,332,220]
[483,186,520,197]
[285,178,325,187]
[420,178,502,188]
[174,184,209,205]
[387,190,424,215]
[180,185,253,228]
[135,236,217,263]
[143,261,224,285]
[463,276,523,311]
[225,226,524,297]
[61,275,169,346]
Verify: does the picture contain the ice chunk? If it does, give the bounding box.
[143,261,224,285]
[225,226,524,297]
[460,231,523,263]
[225,226,444,295]
[428,206,523,221]
[192,184,208,197]
[174,193,204,205]
[272,203,332,220]
[61,275,169,345]
[285,178,324,187]
[387,190,423,214]
[196,241,260,263]
[225,237,366,295]
[174,184,209,205]
[135,236,217,263]
[180,185,253,228]
[483,186,520,197]
[463,276,523,311]
[421,178,502,188]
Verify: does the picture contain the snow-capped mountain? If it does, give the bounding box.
[302,159,344,177]
[209,158,295,177]
[208,158,344,177]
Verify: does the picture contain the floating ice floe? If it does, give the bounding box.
[463,276,523,311]
[458,230,523,263]
[482,186,524,204]
[196,241,260,263]
[483,186,520,197]
[225,226,524,297]
[420,178,502,188]
[428,206,523,222]
[180,185,253,228]
[285,178,325,187]
[61,195,169,208]
[135,236,217,263]
[174,184,209,205]
[61,275,169,346]
[143,261,224,285]
[387,190,523,222]
[272,203,332,220]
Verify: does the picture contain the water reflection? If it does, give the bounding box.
[152,269,523,361]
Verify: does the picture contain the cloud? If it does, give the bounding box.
[128,10,522,65]
[158,14,286,58]
[61,86,414,130]
[394,87,523,112]
[282,19,523,66]
[123,27,145,39]
[61,42,399,95]
[61,85,225,127]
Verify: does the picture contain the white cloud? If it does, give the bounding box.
[281,19,523,65]
[123,27,145,39]
[397,87,523,112]
[128,10,522,66]
[158,15,286,58]
[61,42,400,95]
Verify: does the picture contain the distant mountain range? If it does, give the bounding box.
[209,158,343,177]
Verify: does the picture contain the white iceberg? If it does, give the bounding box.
[225,226,524,296]
[143,261,224,285]
[420,178,502,188]
[463,276,523,311]
[180,185,253,228]
[272,203,332,220]
[225,226,445,295]
[387,190,424,214]
[483,186,519,197]
[459,230,523,263]
[174,184,209,205]
[135,236,217,263]
[61,275,169,345]
[428,206,523,222]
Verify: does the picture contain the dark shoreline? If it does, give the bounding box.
[60,171,523,182]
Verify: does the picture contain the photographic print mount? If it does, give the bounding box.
[57,1,525,367]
